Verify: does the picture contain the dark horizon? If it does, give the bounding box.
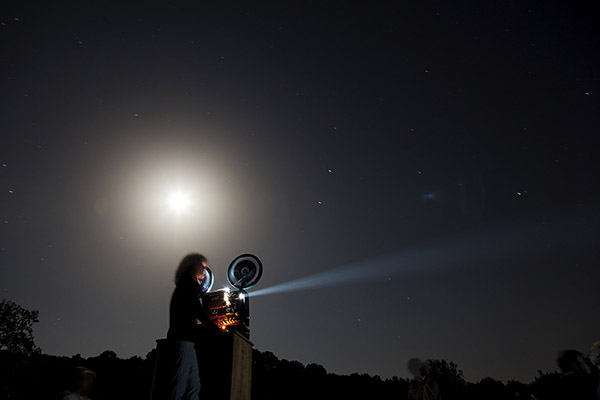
[1,346,564,400]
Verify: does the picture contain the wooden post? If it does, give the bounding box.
[198,331,253,400]
[229,332,253,400]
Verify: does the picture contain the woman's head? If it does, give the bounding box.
[175,253,208,286]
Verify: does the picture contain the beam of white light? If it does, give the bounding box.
[249,219,568,298]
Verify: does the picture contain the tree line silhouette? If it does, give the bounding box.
[1,347,595,400]
[1,298,598,399]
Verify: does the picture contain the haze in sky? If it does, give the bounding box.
[1,1,599,382]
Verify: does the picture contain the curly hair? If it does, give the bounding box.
[174,253,207,286]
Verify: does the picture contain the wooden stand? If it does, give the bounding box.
[150,332,253,400]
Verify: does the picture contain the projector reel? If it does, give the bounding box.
[227,254,263,290]
[199,266,214,294]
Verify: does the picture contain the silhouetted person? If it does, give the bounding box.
[165,253,220,400]
[556,349,597,400]
[62,366,96,400]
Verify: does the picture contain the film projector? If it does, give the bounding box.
[151,255,262,400]
[200,254,263,339]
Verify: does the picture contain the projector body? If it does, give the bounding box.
[203,288,249,338]
[199,254,262,339]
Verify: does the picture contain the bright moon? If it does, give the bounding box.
[167,191,191,214]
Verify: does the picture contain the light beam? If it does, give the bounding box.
[249,217,571,298]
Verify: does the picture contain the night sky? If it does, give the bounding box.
[1,1,599,383]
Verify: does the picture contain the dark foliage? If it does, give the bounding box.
[0,349,155,400]
[1,348,598,400]
[251,349,408,400]
[0,299,40,355]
